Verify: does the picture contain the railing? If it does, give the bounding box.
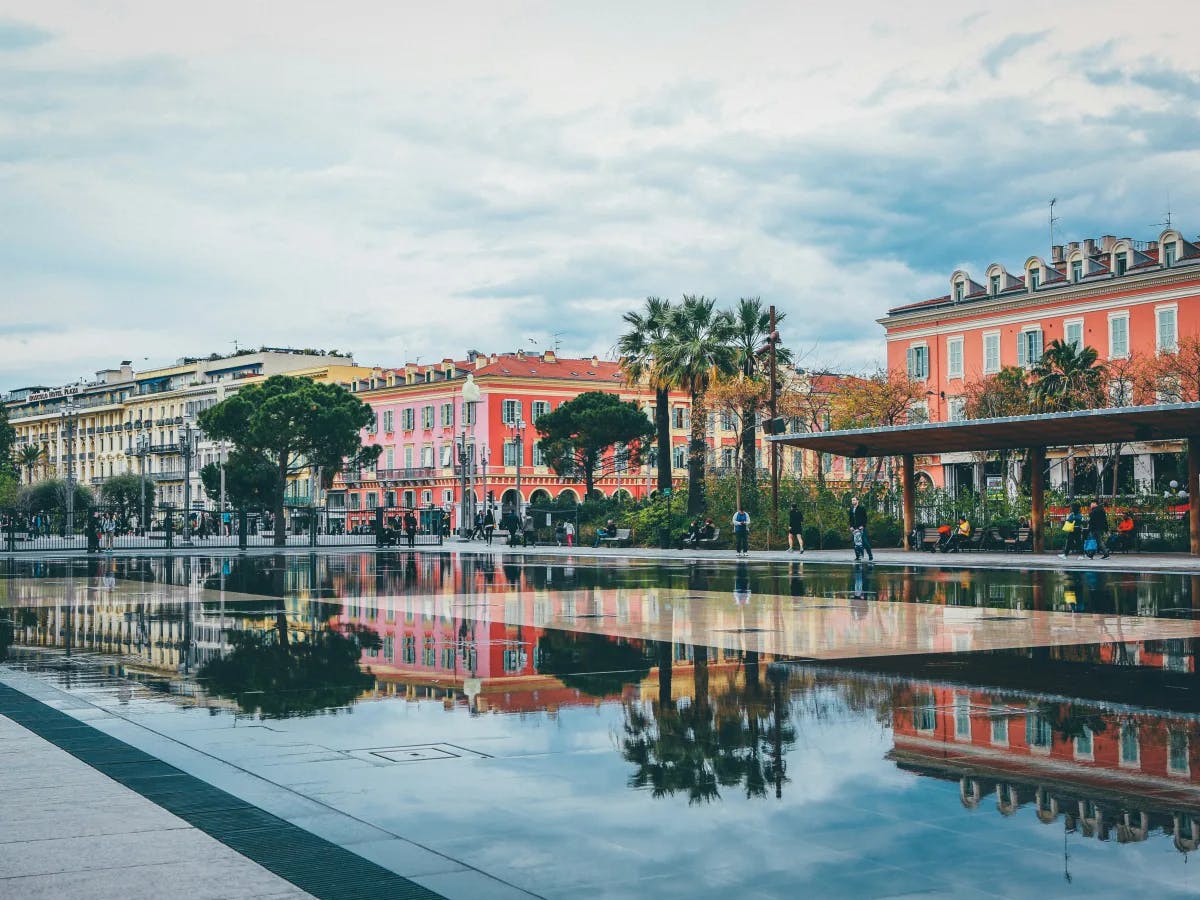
[375,467,438,482]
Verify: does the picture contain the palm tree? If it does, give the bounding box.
[727,297,791,513]
[657,296,736,515]
[617,297,674,493]
[1030,340,1107,412]
[16,444,43,484]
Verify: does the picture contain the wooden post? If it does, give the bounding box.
[1030,445,1046,554]
[901,453,915,550]
[1189,437,1200,557]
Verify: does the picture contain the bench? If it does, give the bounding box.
[1002,527,1032,552]
[597,528,632,548]
[680,528,721,549]
[919,532,942,552]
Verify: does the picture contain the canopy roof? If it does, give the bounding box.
[771,402,1200,458]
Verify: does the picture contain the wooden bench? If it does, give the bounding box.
[597,528,632,547]
[919,531,942,552]
[1002,527,1032,552]
[681,528,721,549]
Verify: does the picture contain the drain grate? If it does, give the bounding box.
[354,742,491,764]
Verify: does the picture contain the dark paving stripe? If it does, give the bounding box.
[0,681,443,900]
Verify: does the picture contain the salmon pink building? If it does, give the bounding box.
[880,227,1200,490]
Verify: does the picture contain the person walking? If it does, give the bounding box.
[404,510,418,548]
[787,503,804,553]
[522,511,535,547]
[1086,499,1111,560]
[564,520,575,547]
[1059,501,1085,558]
[483,507,495,545]
[101,513,116,552]
[732,506,750,556]
[85,511,101,554]
[849,496,873,562]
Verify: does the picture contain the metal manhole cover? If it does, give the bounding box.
[373,746,458,763]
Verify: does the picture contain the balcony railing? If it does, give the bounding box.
[375,467,437,483]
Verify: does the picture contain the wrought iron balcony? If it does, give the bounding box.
[374,467,437,483]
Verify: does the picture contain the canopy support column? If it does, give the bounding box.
[1030,446,1046,554]
[901,453,915,550]
[1189,437,1199,556]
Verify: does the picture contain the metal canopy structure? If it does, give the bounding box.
[770,402,1200,555]
[770,402,1200,458]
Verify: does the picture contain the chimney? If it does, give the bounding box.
[1099,235,1118,252]
[1051,244,1064,264]
[1083,238,1098,256]
[516,349,525,360]
[591,355,599,367]
[1067,241,1080,255]
[542,350,556,363]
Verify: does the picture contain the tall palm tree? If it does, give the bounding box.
[727,297,791,513]
[1030,340,1107,412]
[16,444,43,484]
[617,297,674,493]
[657,296,736,515]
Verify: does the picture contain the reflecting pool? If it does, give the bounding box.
[2,552,1200,898]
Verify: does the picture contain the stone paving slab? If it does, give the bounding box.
[0,715,315,899]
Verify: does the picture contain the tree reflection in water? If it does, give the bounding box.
[621,639,797,804]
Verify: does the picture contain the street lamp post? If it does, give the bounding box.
[60,400,77,540]
[510,418,525,516]
[459,375,481,538]
[178,420,196,546]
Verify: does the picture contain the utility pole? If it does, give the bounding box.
[768,305,780,551]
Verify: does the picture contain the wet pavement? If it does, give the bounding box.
[2,551,1200,898]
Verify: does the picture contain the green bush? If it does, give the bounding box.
[822,528,845,549]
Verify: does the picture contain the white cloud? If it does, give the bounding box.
[0,0,1197,385]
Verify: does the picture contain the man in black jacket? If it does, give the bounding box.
[787,503,804,553]
[1087,499,1111,560]
[849,496,873,562]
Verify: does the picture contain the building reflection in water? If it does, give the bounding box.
[2,552,1200,856]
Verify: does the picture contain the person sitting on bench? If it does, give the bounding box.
[943,516,971,552]
[594,519,618,547]
[699,518,716,541]
[1111,513,1136,551]
[680,518,702,547]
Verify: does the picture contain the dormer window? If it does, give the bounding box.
[954,281,964,302]
[1071,260,1083,282]
[1028,268,1040,290]
[1164,242,1177,266]
[1115,252,1127,276]
[989,275,1000,296]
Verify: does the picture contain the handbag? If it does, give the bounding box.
[1083,537,1098,553]
[1062,519,1075,533]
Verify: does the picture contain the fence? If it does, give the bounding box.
[0,504,445,553]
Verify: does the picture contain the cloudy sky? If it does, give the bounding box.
[1,0,1197,387]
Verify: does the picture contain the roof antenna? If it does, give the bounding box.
[1049,198,1060,253]
[1153,193,1172,230]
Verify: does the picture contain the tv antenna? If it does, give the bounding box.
[1049,198,1061,251]
[1153,193,1172,229]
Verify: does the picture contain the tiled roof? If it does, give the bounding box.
[472,355,625,382]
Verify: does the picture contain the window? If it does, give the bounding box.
[501,399,522,425]
[1064,319,1083,350]
[1119,723,1140,767]
[367,412,378,434]
[385,490,396,507]
[401,408,415,430]
[989,274,1001,296]
[1169,731,1190,776]
[1028,267,1040,290]
[614,442,628,472]
[421,446,434,467]
[462,401,476,425]
[906,344,929,380]
[907,402,928,424]
[440,402,454,427]
[385,448,394,469]
[672,445,687,469]
[366,492,378,509]
[1016,328,1043,368]
[1164,242,1177,266]
[404,446,413,468]
[503,441,520,467]
[953,281,964,302]
[382,410,394,433]
[531,400,551,422]
[914,694,936,733]
[672,407,689,429]
[946,337,964,379]
[954,695,971,740]
[349,493,361,509]
[983,332,1000,374]
[1114,252,1127,276]
[1109,312,1130,358]
[1074,727,1093,760]
[947,397,966,421]
[421,405,434,429]
[990,708,1009,746]
[1157,306,1178,353]
[720,409,734,431]
[1026,709,1052,750]
[1109,379,1133,407]
[1071,259,1083,282]
[532,442,545,467]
